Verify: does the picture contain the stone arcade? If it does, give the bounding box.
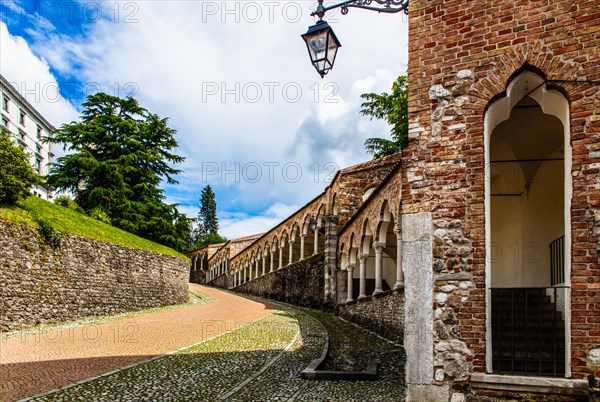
[187,1,599,399]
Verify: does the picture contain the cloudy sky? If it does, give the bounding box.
[0,0,408,238]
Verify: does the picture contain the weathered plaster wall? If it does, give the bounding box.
[0,220,189,332]
[234,253,325,309]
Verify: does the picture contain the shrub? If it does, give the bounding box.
[54,195,85,214]
[88,207,111,224]
[0,128,40,205]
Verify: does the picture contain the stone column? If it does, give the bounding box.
[346,263,355,303]
[262,254,266,276]
[314,226,319,255]
[358,253,368,299]
[300,234,306,260]
[270,250,274,272]
[255,258,259,279]
[278,245,283,269]
[324,215,339,303]
[324,267,331,300]
[244,264,247,283]
[233,270,237,287]
[200,255,204,271]
[373,242,384,295]
[289,241,294,265]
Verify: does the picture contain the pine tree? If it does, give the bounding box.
[44,93,191,251]
[194,185,226,247]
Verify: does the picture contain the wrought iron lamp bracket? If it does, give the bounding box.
[311,0,409,18]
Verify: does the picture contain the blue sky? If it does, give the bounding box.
[0,0,408,238]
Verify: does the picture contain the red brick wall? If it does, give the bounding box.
[405,0,599,381]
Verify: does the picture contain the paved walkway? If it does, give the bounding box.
[0,285,275,402]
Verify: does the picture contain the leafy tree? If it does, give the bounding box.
[45,93,190,251]
[193,185,227,248]
[360,75,409,159]
[0,127,39,205]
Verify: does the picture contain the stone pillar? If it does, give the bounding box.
[289,241,294,265]
[233,270,237,287]
[314,226,319,255]
[358,253,368,299]
[244,264,247,283]
[324,215,339,303]
[346,263,355,303]
[200,255,204,271]
[262,254,266,276]
[255,258,259,279]
[300,234,306,260]
[373,242,384,295]
[278,245,283,269]
[270,250,274,272]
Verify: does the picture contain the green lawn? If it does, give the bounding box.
[0,196,186,259]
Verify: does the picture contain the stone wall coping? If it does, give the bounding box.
[470,373,589,396]
[337,162,402,238]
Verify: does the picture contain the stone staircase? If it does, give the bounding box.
[491,288,565,377]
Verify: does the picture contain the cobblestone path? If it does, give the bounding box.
[2,286,405,401]
[0,285,275,401]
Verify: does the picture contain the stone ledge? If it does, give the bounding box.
[470,373,589,396]
[357,295,372,303]
[373,289,393,299]
[300,318,378,381]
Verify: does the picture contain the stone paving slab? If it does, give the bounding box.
[0,285,275,402]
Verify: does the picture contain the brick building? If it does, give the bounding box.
[399,1,598,399]
[188,1,599,399]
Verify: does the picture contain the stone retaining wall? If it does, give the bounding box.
[337,290,405,344]
[0,220,189,332]
[208,273,228,289]
[234,253,325,309]
[189,269,206,284]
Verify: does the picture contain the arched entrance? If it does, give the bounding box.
[484,71,571,377]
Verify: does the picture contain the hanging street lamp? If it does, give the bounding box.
[301,19,341,79]
[301,0,409,78]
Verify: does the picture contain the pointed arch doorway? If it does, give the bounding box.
[484,71,572,378]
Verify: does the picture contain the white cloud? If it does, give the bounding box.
[2,2,409,234]
[0,22,79,127]
[219,203,301,239]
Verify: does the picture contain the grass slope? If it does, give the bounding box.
[0,196,186,259]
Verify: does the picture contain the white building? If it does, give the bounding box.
[0,74,55,200]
